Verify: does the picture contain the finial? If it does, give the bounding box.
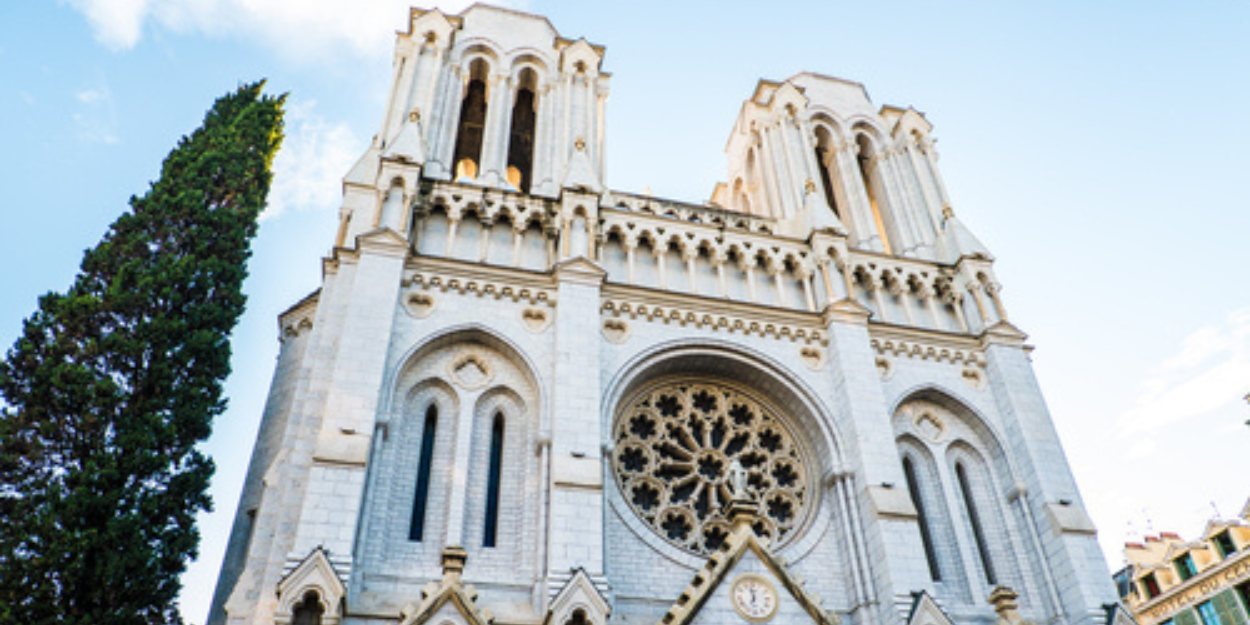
[441,546,468,579]
[988,586,1024,625]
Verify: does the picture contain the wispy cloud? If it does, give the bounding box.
[63,0,510,60]
[1117,308,1250,436]
[71,78,120,144]
[265,99,362,220]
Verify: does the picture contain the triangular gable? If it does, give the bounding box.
[407,8,459,42]
[660,515,837,625]
[276,547,346,625]
[384,118,426,165]
[1105,603,1139,625]
[905,591,955,625]
[544,568,610,625]
[400,547,494,625]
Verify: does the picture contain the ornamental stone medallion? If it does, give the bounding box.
[611,381,810,555]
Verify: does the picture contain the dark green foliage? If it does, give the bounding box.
[0,82,285,624]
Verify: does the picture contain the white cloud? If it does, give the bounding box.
[264,99,362,220]
[72,79,120,144]
[63,0,514,61]
[1116,308,1250,436]
[63,0,152,50]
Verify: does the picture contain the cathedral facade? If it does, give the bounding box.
[209,6,1121,625]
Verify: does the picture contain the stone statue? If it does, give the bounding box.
[729,458,748,499]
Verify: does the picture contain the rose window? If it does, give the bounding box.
[611,382,810,555]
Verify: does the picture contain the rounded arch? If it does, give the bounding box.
[453,39,503,68]
[888,385,1012,474]
[385,324,545,419]
[507,50,553,80]
[847,117,891,148]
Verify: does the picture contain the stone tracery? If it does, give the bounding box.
[612,381,810,555]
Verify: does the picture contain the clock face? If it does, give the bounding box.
[732,575,778,621]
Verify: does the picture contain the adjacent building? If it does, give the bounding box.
[1117,503,1250,625]
[208,5,1123,625]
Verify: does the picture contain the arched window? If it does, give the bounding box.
[955,461,997,585]
[291,591,324,625]
[855,134,893,254]
[453,59,490,182]
[506,68,538,192]
[409,404,438,541]
[903,456,941,581]
[483,411,505,547]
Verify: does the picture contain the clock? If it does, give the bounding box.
[731,574,779,621]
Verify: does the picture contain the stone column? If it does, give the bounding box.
[835,141,884,252]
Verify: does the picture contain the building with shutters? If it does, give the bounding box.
[1116,502,1250,625]
[207,5,1126,625]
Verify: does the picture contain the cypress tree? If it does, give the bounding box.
[0,82,285,624]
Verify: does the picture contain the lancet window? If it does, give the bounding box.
[903,455,942,581]
[453,58,490,181]
[506,68,538,192]
[291,591,324,625]
[409,404,439,541]
[483,412,505,547]
[956,461,997,585]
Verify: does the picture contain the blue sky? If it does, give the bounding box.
[2,1,1249,621]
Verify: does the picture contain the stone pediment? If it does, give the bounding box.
[400,548,494,625]
[659,513,837,625]
[544,568,610,625]
[276,547,346,625]
[1105,602,1138,625]
[905,591,954,625]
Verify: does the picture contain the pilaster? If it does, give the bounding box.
[981,328,1115,625]
[821,302,933,625]
[546,255,608,589]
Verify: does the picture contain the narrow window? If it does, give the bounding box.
[506,69,538,192]
[1176,553,1198,581]
[483,412,505,547]
[1141,573,1161,599]
[1214,531,1237,559]
[903,456,941,581]
[955,462,997,585]
[409,405,438,541]
[292,591,324,625]
[453,59,489,181]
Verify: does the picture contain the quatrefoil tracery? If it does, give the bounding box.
[612,382,810,555]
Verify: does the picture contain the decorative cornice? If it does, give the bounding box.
[406,258,557,306]
[601,285,826,346]
[869,325,986,367]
